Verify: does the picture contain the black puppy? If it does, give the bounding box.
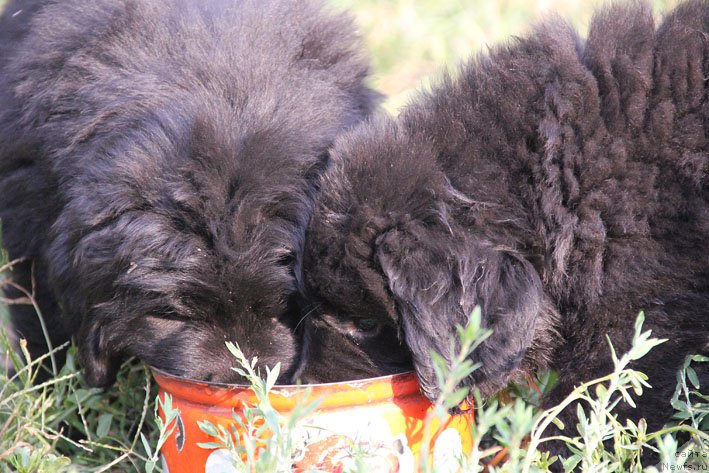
[297,0,708,435]
[0,0,378,386]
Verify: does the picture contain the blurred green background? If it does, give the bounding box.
[332,0,679,111]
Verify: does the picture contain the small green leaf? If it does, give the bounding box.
[262,409,281,432]
[686,366,700,389]
[628,338,667,361]
[576,403,587,426]
[657,434,678,463]
[562,454,582,472]
[265,363,281,391]
[198,420,221,438]
[670,397,686,411]
[197,442,224,450]
[443,387,470,410]
[550,416,565,431]
[140,433,153,457]
[607,335,620,366]
[633,311,646,336]
[672,412,692,420]
[96,413,113,438]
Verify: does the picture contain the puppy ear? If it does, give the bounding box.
[376,227,543,401]
[77,319,122,388]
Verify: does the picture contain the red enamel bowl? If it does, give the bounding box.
[153,369,474,473]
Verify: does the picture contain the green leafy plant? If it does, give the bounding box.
[186,309,708,473]
[142,393,180,473]
[519,314,707,473]
[420,306,491,472]
[0,259,168,472]
[196,342,321,473]
[646,353,709,473]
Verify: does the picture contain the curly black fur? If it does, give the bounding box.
[0,0,378,386]
[297,0,708,437]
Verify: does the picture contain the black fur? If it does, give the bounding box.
[0,0,378,386]
[297,0,709,439]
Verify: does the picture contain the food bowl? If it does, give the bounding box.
[153,369,474,473]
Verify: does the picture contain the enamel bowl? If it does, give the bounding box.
[153,369,474,473]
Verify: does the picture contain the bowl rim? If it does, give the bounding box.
[149,366,417,390]
[151,367,427,409]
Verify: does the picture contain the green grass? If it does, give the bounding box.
[0,1,703,472]
[3,303,700,472]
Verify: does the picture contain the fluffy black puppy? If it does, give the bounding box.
[297,0,708,434]
[0,0,378,386]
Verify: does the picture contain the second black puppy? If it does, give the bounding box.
[296,0,708,434]
[0,0,377,386]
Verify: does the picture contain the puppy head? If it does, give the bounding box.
[297,117,548,400]
[77,277,301,387]
[51,112,323,387]
[69,208,303,387]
